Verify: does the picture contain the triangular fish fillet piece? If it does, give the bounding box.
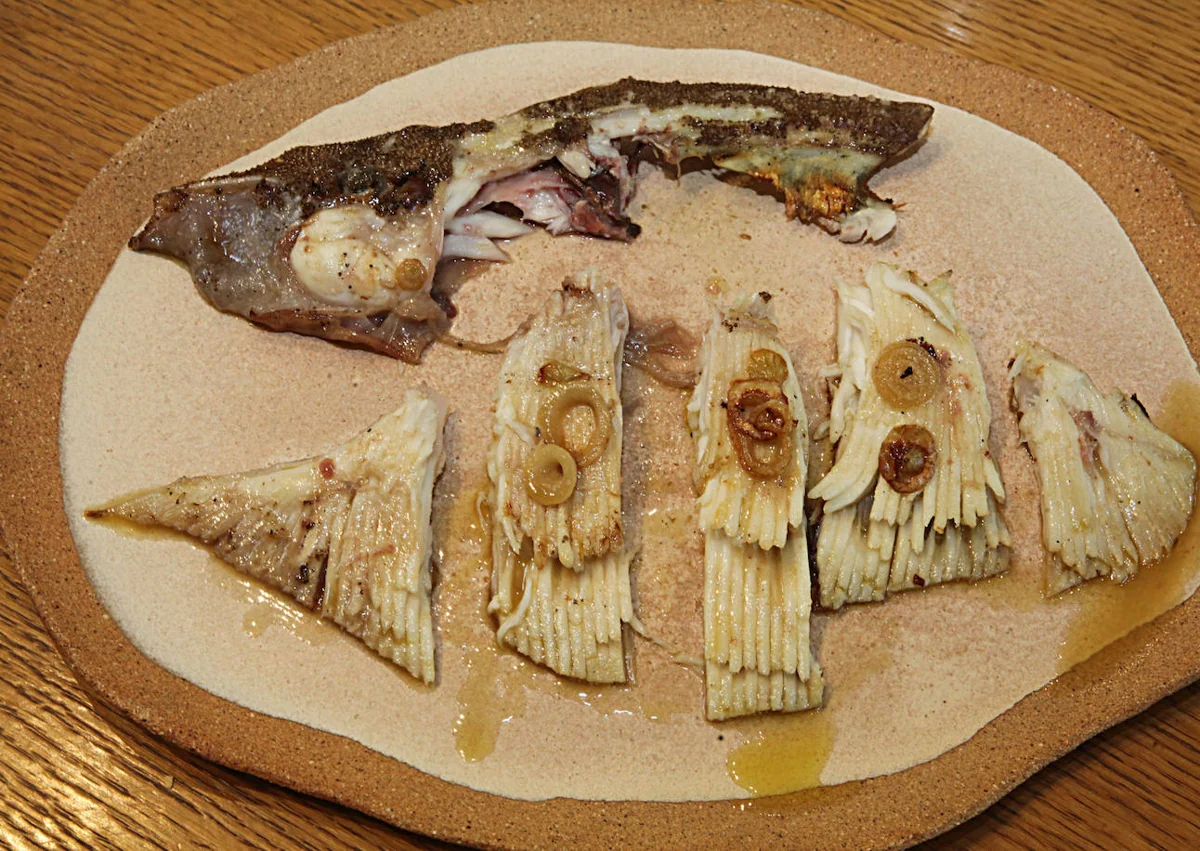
[689,292,823,719]
[1010,341,1197,594]
[811,263,1011,609]
[487,268,632,683]
[87,389,448,684]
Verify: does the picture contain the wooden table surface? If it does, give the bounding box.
[3,0,1200,847]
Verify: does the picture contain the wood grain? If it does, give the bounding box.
[1,0,1198,848]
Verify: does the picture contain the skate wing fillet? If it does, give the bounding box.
[87,389,448,683]
[811,263,1011,609]
[1010,341,1197,594]
[487,268,633,683]
[690,292,823,719]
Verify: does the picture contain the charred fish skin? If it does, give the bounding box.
[131,78,933,362]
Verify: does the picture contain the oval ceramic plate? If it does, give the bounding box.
[3,1,1200,848]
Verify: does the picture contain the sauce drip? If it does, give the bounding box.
[454,643,528,763]
[205,560,337,645]
[726,709,836,796]
[1056,380,1200,672]
[233,578,336,645]
[433,480,530,763]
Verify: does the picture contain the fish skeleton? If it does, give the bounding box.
[130,78,933,362]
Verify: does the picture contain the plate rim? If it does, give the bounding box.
[2,0,1199,848]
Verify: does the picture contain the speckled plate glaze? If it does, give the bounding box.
[3,1,1200,848]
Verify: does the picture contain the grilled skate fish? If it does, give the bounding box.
[1010,341,1197,594]
[487,268,633,682]
[689,292,823,719]
[130,79,933,362]
[489,268,627,569]
[811,264,1010,609]
[86,390,448,683]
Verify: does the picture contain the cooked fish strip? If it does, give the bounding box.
[488,537,633,684]
[690,292,822,719]
[489,268,627,569]
[486,269,632,682]
[816,492,1009,606]
[130,79,933,362]
[703,533,823,720]
[706,663,825,723]
[687,293,806,550]
[1010,341,1197,594]
[811,264,1010,609]
[86,390,447,683]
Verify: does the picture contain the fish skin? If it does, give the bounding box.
[131,78,933,362]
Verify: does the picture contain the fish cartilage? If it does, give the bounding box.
[705,660,825,723]
[812,264,1010,609]
[691,292,822,719]
[1010,341,1197,594]
[85,389,448,684]
[487,268,633,683]
[488,541,633,685]
[490,268,627,569]
[687,294,807,550]
[130,79,933,363]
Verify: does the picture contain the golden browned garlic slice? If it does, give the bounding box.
[487,268,633,683]
[1010,341,1197,594]
[86,389,448,684]
[811,263,1010,609]
[689,292,822,719]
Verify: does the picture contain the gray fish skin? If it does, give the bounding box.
[131,78,933,362]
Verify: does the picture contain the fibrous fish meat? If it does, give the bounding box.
[489,267,627,569]
[687,292,808,550]
[131,79,933,362]
[86,389,448,683]
[689,292,823,719]
[487,268,633,682]
[811,264,1010,609]
[1010,341,1197,594]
